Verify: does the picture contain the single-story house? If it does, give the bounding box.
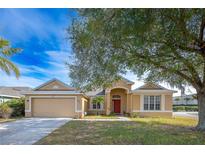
[24,78,176,118]
[0,86,31,104]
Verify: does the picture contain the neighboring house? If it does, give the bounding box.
[173,94,197,105]
[0,86,32,103]
[24,78,176,118]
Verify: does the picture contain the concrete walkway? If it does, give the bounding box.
[74,116,130,121]
[0,118,71,145]
[173,112,198,119]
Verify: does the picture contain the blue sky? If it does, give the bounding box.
[0,8,194,96]
[0,9,77,87]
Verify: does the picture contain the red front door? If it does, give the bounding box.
[114,100,121,113]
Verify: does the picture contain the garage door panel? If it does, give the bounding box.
[32,98,75,117]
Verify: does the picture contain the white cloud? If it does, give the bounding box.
[0,71,43,88]
[0,9,66,45]
[0,50,71,88]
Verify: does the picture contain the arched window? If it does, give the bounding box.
[112,95,121,99]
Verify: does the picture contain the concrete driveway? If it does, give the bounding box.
[173,112,198,119]
[0,118,71,145]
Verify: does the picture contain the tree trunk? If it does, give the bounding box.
[196,91,205,130]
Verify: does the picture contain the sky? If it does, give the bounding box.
[0,8,195,96]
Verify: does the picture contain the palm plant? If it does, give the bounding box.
[0,37,21,78]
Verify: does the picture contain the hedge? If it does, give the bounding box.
[6,97,25,117]
[173,105,198,112]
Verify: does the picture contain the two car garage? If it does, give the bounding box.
[24,79,87,118]
[31,98,76,117]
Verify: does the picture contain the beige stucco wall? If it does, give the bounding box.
[25,96,30,110]
[132,95,140,111]
[84,101,88,112]
[126,94,131,113]
[105,93,111,115]
[165,94,172,110]
[107,80,132,91]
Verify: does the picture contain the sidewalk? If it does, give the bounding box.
[173,112,198,119]
[73,116,130,121]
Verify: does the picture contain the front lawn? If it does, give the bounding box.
[36,117,205,145]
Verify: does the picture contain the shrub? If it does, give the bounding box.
[7,97,25,117]
[184,106,198,111]
[109,112,115,116]
[173,106,185,111]
[173,105,198,112]
[130,112,140,118]
[92,96,104,115]
[0,103,13,119]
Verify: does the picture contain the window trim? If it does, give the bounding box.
[143,95,161,111]
[112,95,121,100]
[90,102,104,110]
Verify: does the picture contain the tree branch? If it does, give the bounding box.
[199,14,205,43]
[128,51,201,91]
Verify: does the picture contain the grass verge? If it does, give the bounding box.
[36,117,205,145]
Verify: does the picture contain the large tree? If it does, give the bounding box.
[0,37,21,78]
[68,9,205,130]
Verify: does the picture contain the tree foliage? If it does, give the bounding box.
[92,96,104,104]
[0,103,12,119]
[7,97,25,117]
[68,9,205,129]
[68,9,205,92]
[0,37,21,78]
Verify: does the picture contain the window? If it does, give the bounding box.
[144,96,149,110]
[93,103,97,109]
[92,102,102,110]
[143,95,161,111]
[112,95,121,99]
[155,96,161,110]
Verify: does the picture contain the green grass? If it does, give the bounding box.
[84,115,119,119]
[36,117,205,145]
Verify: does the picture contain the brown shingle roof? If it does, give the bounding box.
[85,89,105,97]
[0,86,32,97]
[135,82,166,90]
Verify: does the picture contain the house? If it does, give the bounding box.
[24,78,176,118]
[173,94,197,105]
[0,86,32,103]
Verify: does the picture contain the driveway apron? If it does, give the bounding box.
[0,118,71,145]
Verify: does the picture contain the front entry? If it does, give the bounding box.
[114,100,121,113]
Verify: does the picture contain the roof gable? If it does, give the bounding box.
[135,82,167,90]
[120,76,135,85]
[34,79,76,91]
